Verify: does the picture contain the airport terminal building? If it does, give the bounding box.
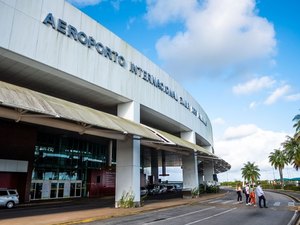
[0,0,230,206]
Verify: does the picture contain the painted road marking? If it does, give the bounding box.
[145,206,216,224]
[288,202,295,207]
[185,208,237,225]
[273,202,280,206]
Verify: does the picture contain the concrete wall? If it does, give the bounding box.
[0,0,213,147]
[0,120,36,202]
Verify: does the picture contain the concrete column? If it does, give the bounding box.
[203,146,214,185]
[198,173,204,184]
[161,151,167,176]
[108,140,113,167]
[115,102,141,207]
[115,136,140,207]
[203,160,214,184]
[198,161,204,185]
[181,131,199,196]
[117,101,140,122]
[151,150,159,184]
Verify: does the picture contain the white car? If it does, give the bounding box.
[0,188,19,209]
[140,187,148,196]
[158,185,167,194]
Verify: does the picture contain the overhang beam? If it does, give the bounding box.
[0,107,127,140]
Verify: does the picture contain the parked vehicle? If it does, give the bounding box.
[166,185,178,192]
[175,184,183,191]
[147,185,160,195]
[0,188,19,209]
[140,187,148,196]
[158,185,167,194]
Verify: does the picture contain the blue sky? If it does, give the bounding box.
[67,0,300,182]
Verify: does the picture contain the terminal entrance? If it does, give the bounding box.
[30,131,116,200]
[30,180,82,200]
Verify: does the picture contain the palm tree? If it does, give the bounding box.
[282,136,300,170]
[269,149,288,189]
[293,113,300,142]
[241,161,260,185]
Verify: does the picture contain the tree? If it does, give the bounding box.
[293,113,300,142]
[269,149,288,189]
[282,136,300,170]
[241,161,260,185]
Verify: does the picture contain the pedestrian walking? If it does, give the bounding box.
[244,183,250,205]
[249,187,256,206]
[256,182,268,208]
[236,184,243,203]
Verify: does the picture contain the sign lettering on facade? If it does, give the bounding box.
[42,13,207,126]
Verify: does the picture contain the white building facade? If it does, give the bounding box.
[0,0,230,207]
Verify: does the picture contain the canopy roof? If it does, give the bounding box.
[0,81,160,141]
[0,81,230,173]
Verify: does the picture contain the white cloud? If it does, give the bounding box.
[127,17,136,30]
[264,84,290,105]
[223,124,258,140]
[67,0,102,7]
[212,117,226,125]
[145,0,276,79]
[232,76,276,95]
[145,0,196,26]
[285,93,300,102]
[249,101,258,109]
[215,124,289,182]
[111,0,122,10]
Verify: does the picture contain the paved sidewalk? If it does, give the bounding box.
[0,192,226,225]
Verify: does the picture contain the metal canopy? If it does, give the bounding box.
[213,157,231,173]
[141,126,214,156]
[197,155,231,174]
[0,81,160,141]
[141,127,231,173]
[0,81,231,173]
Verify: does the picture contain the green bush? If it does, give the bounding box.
[264,184,283,189]
[199,184,206,194]
[284,185,300,191]
[220,181,242,187]
[206,185,219,193]
[198,184,220,194]
[191,187,200,197]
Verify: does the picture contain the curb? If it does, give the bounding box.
[266,189,300,203]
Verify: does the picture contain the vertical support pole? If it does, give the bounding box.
[181,131,199,198]
[151,150,159,184]
[115,102,141,207]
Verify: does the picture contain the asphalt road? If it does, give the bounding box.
[0,189,298,225]
[86,190,298,225]
[0,197,114,220]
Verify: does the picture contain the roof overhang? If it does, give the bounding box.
[0,81,160,141]
[0,81,231,173]
[141,127,231,173]
[197,155,231,173]
[141,126,213,156]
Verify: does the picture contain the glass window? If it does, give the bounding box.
[70,183,75,197]
[8,190,17,195]
[35,183,42,199]
[50,183,57,198]
[58,183,64,198]
[33,133,113,198]
[0,191,7,196]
